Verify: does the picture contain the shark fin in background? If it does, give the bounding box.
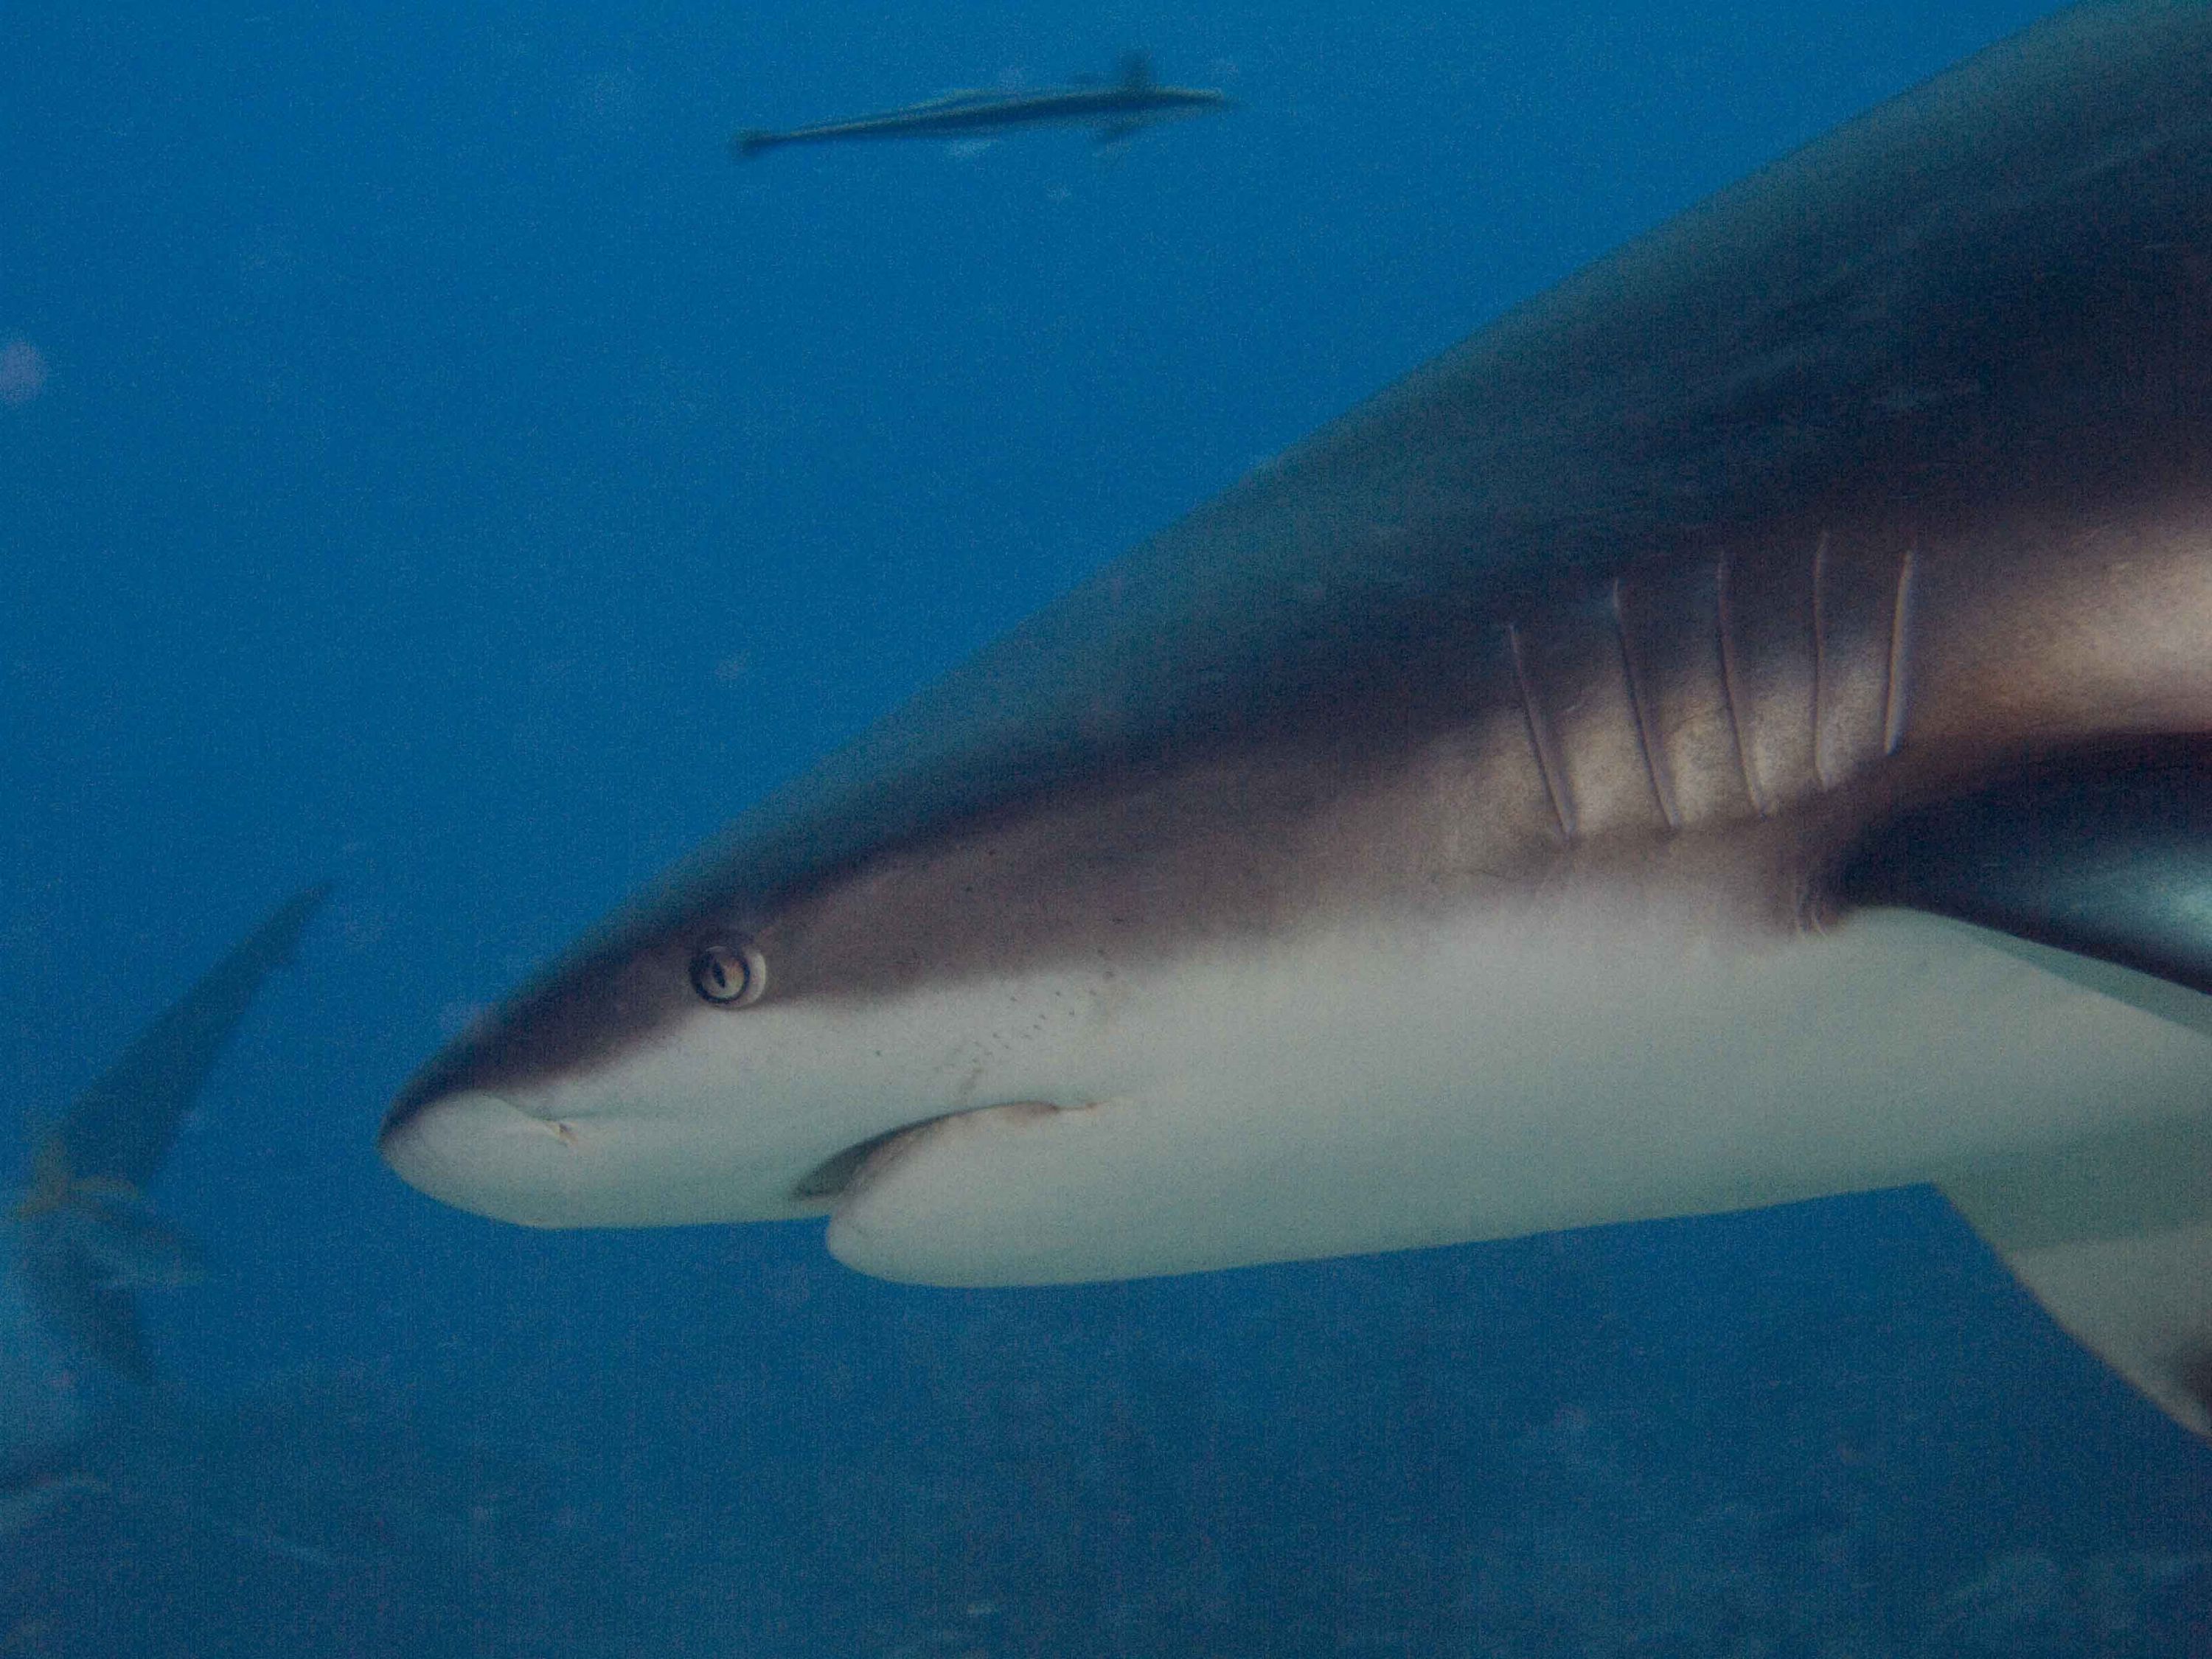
[15,882,329,1381]
[56,881,330,1190]
[13,1130,139,1225]
[18,1247,149,1382]
[12,1132,77,1222]
[1941,1113,2212,1439]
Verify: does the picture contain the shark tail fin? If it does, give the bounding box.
[1116,49,1153,91]
[56,882,329,1193]
[1941,1110,2212,1439]
[15,1133,75,1222]
[17,1130,143,1223]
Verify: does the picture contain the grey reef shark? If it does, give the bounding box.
[730,51,1231,160]
[390,0,2212,1443]
[8,884,327,1384]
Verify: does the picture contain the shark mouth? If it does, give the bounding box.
[792,1102,1079,1206]
[790,1126,915,1202]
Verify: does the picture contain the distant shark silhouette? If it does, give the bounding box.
[11,885,327,1381]
[731,52,1231,159]
[395,1,2212,1442]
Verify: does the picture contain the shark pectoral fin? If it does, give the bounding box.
[1093,119,1144,147]
[1839,739,2212,998]
[60,880,330,1192]
[1840,743,2212,1436]
[1941,1113,2212,1439]
[16,1248,150,1382]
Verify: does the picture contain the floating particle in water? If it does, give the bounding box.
[0,339,47,406]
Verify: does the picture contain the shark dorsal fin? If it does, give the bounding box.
[1116,50,1152,91]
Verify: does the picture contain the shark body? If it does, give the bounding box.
[731,52,1230,159]
[389,2,2212,1439]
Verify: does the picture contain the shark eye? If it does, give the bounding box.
[689,940,766,1006]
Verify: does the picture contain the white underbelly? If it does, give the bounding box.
[826,900,2212,1284]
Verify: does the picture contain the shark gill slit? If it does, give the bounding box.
[1506,620,1576,841]
[1610,578,1678,830]
[1882,546,1916,756]
[1713,554,1767,816]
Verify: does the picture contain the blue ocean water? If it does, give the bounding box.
[2,1,2208,1653]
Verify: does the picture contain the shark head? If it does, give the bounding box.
[386,709,1747,1290]
[379,900,901,1235]
[378,753,1363,1267]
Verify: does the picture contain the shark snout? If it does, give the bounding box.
[379,1088,588,1228]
